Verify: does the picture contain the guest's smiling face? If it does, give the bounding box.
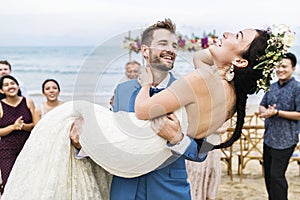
[276,58,295,83]
[125,63,140,80]
[1,78,19,97]
[209,28,257,66]
[43,81,60,101]
[0,64,11,77]
[147,29,178,71]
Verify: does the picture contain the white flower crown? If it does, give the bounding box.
[253,24,296,92]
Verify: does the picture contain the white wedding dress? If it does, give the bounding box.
[2,100,187,200]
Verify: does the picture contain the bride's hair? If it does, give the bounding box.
[214,29,270,149]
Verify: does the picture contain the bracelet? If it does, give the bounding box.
[275,109,279,116]
[169,132,184,145]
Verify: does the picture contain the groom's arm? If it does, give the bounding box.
[154,114,207,162]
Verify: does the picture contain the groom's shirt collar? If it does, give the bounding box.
[153,73,170,89]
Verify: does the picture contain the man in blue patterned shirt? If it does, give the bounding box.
[259,52,300,200]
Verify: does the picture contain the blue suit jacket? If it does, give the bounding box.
[110,73,206,200]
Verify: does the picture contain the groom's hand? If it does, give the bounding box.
[69,117,84,149]
[152,113,183,145]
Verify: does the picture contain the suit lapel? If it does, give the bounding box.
[129,80,141,112]
[167,72,177,85]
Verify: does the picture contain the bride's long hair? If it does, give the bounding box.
[214,29,269,149]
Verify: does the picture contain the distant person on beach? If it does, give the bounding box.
[109,60,141,107]
[0,60,28,99]
[0,75,35,194]
[259,52,300,200]
[1,20,294,199]
[34,79,63,123]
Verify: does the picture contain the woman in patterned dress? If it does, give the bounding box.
[0,75,35,193]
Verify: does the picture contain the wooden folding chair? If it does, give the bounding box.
[234,113,265,182]
[220,129,234,181]
[289,142,300,175]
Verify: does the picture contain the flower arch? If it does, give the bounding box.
[123,31,218,54]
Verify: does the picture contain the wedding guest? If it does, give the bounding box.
[259,52,300,200]
[186,121,229,200]
[34,79,63,123]
[0,60,28,99]
[123,60,141,81]
[0,75,35,192]
[109,60,141,107]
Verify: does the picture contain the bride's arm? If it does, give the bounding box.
[135,71,198,120]
[193,48,213,69]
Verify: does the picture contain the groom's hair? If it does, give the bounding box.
[141,18,176,46]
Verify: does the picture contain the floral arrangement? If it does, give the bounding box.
[178,34,202,51]
[123,36,141,53]
[177,32,218,51]
[123,31,218,53]
[253,24,296,92]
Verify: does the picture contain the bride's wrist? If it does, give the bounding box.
[169,132,184,145]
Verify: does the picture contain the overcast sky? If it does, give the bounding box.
[0,0,299,46]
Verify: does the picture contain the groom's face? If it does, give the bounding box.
[147,29,178,71]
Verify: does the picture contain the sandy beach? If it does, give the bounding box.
[216,144,300,200]
[215,103,300,200]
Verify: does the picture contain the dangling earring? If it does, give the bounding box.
[225,65,235,81]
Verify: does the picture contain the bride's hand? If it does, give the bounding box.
[151,114,183,145]
[69,117,84,149]
[138,66,153,87]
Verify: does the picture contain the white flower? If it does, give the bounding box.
[271,24,291,36]
[283,31,296,47]
[254,24,295,93]
[271,24,296,47]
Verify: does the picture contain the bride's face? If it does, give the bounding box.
[209,29,257,66]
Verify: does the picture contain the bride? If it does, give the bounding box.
[2,21,293,199]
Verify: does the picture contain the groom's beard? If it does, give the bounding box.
[149,49,175,71]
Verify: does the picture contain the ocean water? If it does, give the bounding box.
[0,45,299,109]
[0,45,194,107]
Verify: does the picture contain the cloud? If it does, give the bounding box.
[0,0,299,46]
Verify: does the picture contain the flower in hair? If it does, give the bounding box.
[253,24,296,92]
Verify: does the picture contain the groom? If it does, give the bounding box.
[110,19,207,200]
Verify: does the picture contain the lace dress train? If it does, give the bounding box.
[2,100,181,199]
